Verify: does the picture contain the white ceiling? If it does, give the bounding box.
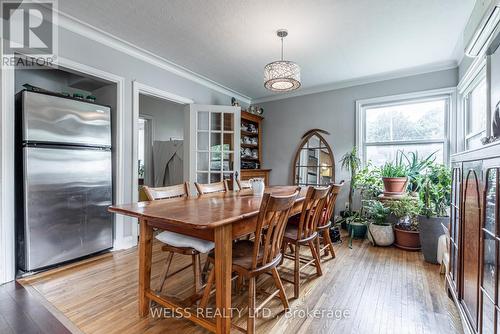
[59,0,475,101]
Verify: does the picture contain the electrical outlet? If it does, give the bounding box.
[344,202,349,210]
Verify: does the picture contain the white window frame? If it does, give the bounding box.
[458,58,487,151]
[356,87,456,166]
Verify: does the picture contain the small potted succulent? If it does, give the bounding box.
[386,195,421,250]
[380,153,409,195]
[418,164,452,263]
[364,200,393,246]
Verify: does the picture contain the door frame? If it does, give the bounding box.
[132,81,194,204]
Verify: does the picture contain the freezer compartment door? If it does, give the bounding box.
[22,91,111,147]
[22,146,113,271]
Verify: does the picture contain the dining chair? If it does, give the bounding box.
[281,185,330,299]
[316,181,344,260]
[236,178,252,191]
[194,180,229,195]
[199,188,300,334]
[142,183,214,301]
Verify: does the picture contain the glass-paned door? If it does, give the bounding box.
[188,104,240,189]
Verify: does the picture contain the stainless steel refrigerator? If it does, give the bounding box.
[15,90,113,272]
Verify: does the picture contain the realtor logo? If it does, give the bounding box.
[1,0,58,68]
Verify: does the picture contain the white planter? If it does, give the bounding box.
[368,223,394,246]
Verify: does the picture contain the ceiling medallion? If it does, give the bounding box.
[264,29,301,92]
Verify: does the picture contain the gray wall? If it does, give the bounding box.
[260,68,458,213]
[139,95,185,141]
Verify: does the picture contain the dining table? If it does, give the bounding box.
[108,185,306,334]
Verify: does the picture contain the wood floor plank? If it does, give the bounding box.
[19,236,463,334]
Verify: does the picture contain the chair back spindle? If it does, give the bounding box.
[143,182,190,201]
[251,189,300,269]
[194,180,228,195]
[297,186,330,240]
[318,181,344,228]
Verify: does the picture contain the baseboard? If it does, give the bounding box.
[113,235,138,250]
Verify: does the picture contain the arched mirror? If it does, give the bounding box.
[293,129,335,186]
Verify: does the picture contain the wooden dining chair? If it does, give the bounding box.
[316,181,344,260]
[143,183,214,301]
[194,180,229,195]
[199,189,300,334]
[236,178,252,191]
[281,185,330,299]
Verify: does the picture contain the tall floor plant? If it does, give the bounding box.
[340,146,361,212]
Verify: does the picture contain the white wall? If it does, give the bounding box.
[260,68,458,213]
[139,95,184,141]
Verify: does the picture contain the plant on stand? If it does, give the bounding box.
[364,200,393,246]
[386,195,420,250]
[380,152,409,195]
[418,164,452,263]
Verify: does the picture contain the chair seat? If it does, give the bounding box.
[207,240,263,271]
[156,231,214,254]
[284,224,318,243]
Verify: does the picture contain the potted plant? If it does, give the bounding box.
[402,151,436,195]
[340,147,361,212]
[364,200,393,246]
[380,153,409,195]
[418,164,452,263]
[353,162,383,200]
[386,195,420,250]
[344,212,368,248]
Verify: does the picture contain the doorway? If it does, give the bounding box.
[133,82,194,202]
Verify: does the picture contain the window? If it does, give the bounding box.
[357,90,452,166]
[464,76,487,150]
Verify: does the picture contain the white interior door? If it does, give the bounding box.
[185,104,240,190]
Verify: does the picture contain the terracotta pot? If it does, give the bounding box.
[394,226,421,251]
[382,177,408,194]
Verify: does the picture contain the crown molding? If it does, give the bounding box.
[55,10,252,105]
[252,60,458,104]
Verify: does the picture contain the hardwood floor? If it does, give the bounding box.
[0,281,72,334]
[19,236,463,334]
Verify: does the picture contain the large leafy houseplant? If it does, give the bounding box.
[353,162,383,200]
[418,164,452,263]
[340,147,361,212]
[363,200,390,226]
[419,164,452,218]
[402,151,437,193]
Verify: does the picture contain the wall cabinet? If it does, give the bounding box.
[450,144,500,334]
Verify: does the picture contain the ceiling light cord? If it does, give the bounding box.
[281,36,284,61]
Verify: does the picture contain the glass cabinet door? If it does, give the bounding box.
[462,161,483,331]
[482,164,499,334]
[450,165,461,288]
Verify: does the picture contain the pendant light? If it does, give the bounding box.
[264,29,301,92]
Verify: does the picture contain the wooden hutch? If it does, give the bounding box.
[239,111,271,185]
[448,143,500,333]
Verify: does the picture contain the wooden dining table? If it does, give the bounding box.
[108,186,306,334]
